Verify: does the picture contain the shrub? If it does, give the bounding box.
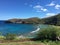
[35,27,60,41]
[5,33,17,40]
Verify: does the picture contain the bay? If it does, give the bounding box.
[0,23,37,35]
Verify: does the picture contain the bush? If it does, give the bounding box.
[5,33,17,40]
[35,27,60,41]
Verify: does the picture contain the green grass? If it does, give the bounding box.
[0,41,60,45]
[0,41,43,45]
[0,36,5,40]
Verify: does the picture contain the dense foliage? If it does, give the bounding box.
[42,14,60,26]
[5,33,17,40]
[35,27,60,41]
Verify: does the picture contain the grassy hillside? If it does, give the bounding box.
[5,14,60,25]
[6,17,41,24]
[42,14,60,25]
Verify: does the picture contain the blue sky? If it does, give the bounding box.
[0,0,60,20]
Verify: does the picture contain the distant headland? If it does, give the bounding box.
[4,13,60,26]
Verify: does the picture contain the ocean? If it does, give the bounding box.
[0,23,37,35]
[0,21,51,37]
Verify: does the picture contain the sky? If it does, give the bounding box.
[0,0,60,20]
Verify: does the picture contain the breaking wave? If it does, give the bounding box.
[30,26,40,33]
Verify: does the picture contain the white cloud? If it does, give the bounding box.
[33,5,42,9]
[46,1,55,6]
[41,8,48,12]
[33,5,48,12]
[55,4,60,9]
[46,13,55,17]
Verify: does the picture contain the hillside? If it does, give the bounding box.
[5,14,60,25]
[42,14,60,25]
[5,17,41,24]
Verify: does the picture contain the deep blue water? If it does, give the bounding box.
[0,23,37,35]
[0,21,52,36]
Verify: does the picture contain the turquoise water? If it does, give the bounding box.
[0,22,52,36]
[0,23,37,35]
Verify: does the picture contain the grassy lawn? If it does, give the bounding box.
[0,41,60,45]
[0,41,44,45]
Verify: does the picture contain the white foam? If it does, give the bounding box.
[30,27,40,33]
